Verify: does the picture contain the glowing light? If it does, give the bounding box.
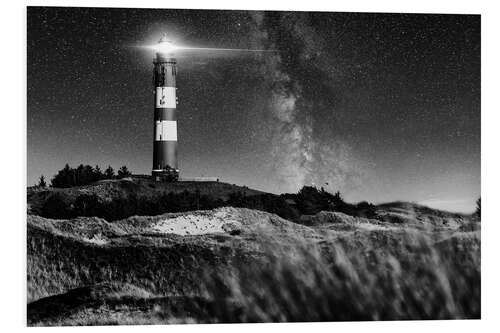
[154,41,179,54]
[173,46,272,52]
[152,34,179,54]
[143,33,275,55]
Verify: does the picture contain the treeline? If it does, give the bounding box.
[39,185,377,222]
[39,164,132,188]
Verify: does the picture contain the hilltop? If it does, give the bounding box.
[27,177,272,222]
[28,177,264,215]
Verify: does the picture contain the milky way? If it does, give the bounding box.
[27,7,480,212]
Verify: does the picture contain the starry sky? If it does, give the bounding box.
[27,7,480,213]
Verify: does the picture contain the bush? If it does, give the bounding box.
[226,192,299,221]
[37,175,47,188]
[117,166,132,179]
[50,164,131,188]
[104,165,115,179]
[74,194,101,217]
[282,186,376,219]
[41,193,74,219]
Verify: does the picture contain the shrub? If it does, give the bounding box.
[50,164,74,188]
[117,166,132,179]
[74,194,101,217]
[284,186,374,219]
[93,165,104,181]
[40,193,74,219]
[226,192,299,221]
[37,175,47,188]
[104,165,115,179]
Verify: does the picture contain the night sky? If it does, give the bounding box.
[27,7,480,213]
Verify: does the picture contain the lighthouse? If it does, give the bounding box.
[152,34,179,181]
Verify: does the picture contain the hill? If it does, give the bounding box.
[375,201,474,229]
[27,204,480,325]
[29,178,475,227]
[28,177,263,206]
[28,177,266,219]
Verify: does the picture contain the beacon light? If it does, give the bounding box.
[152,35,179,54]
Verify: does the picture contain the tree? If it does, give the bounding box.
[75,164,95,185]
[332,191,343,206]
[475,197,481,218]
[93,165,103,181]
[38,175,47,188]
[50,163,104,188]
[50,163,75,188]
[296,186,326,215]
[117,165,132,178]
[104,165,115,179]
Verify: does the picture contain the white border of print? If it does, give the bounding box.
[1,0,497,332]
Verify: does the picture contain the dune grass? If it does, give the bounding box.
[200,229,480,322]
[27,210,480,325]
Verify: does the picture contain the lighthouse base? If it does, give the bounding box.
[152,168,179,182]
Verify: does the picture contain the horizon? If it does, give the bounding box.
[28,165,478,214]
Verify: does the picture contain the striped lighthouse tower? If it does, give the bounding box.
[152,34,179,181]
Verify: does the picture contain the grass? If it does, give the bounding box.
[27,224,234,303]
[200,229,480,322]
[27,208,480,325]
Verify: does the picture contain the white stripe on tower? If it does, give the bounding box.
[154,86,177,142]
[155,120,177,141]
[155,87,177,109]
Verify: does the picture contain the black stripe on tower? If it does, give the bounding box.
[153,141,178,170]
[153,59,176,87]
[154,108,177,121]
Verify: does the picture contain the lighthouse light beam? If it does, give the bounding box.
[145,43,273,54]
